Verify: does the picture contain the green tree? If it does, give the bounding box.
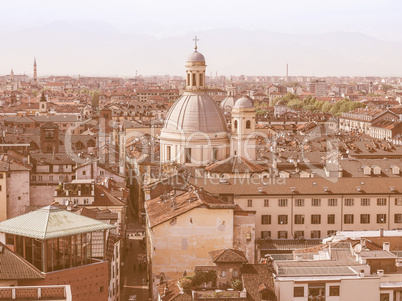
[231,279,243,291]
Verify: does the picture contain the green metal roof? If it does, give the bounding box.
[0,205,115,240]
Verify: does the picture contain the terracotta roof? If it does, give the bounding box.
[209,248,248,263]
[94,185,125,206]
[0,243,44,280]
[242,264,275,301]
[156,280,192,301]
[145,188,236,228]
[205,156,268,174]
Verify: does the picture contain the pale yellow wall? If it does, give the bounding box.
[235,194,402,239]
[340,278,380,301]
[276,278,381,301]
[150,207,234,279]
[0,172,7,221]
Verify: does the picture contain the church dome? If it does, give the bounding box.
[162,91,227,133]
[187,51,205,63]
[234,96,253,109]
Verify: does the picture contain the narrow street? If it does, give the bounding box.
[121,201,150,301]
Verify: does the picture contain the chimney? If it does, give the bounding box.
[383,242,390,252]
[359,269,365,277]
[379,228,384,237]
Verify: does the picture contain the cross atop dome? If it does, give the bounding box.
[193,36,199,50]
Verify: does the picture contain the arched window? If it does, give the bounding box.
[192,73,196,87]
[234,120,238,129]
[246,120,251,129]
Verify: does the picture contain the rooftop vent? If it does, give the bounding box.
[390,186,395,192]
[356,186,361,192]
[258,187,263,193]
[290,187,296,193]
[323,187,328,192]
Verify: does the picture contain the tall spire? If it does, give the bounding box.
[33,57,37,82]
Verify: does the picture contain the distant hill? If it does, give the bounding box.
[1,21,401,77]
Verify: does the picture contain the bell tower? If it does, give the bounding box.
[231,96,257,160]
[39,92,47,115]
[33,57,37,83]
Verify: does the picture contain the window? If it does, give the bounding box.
[100,170,104,176]
[246,120,251,129]
[82,171,86,176]
[361,198,370,206]
[344,214,354,224]
[38,176,42,182]
[311,230,321,238]
[59,175,64,181]
[49,176,53,182]
[73,199,78,205]
[377,198,387,206]
[31,175,36,181]
[328,198,337,206]
[261,231,271,239]
[360,214,370,224]
[294,287,304,297]
[278,215,288,224]
[261,215,271,224]
[264,199,269,207]
[247,199,252,207]
[294,231,304,238]
[395,198,402,206]
[199,74,203,86]
[295,199,304,207]
[232,269,239,277]
[18,196,21,200]
[329,286,340,296]
[395,214,402,223]
[192,73,196,87]
[278,231,288,238]
[221,270,227,277]
[294,214,305,224]
[327,214,335,224]
[187,73,190,86]
[185,148,191,163]
[234,120,238,129]
[345,198,354,206]
[327,230,336,236]
[278,199,288,207]
[311,214,321,224]
[0,174,3,179]
[377,214,386,223]
[312,198,321,206]
[0,185,2,192]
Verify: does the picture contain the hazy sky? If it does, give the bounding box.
[2,0,402,39]
[1,0,402,77]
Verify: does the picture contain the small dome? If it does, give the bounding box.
[187,51,205,62]
[234,96,253,109]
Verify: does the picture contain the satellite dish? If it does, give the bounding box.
[354,244,362,254]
